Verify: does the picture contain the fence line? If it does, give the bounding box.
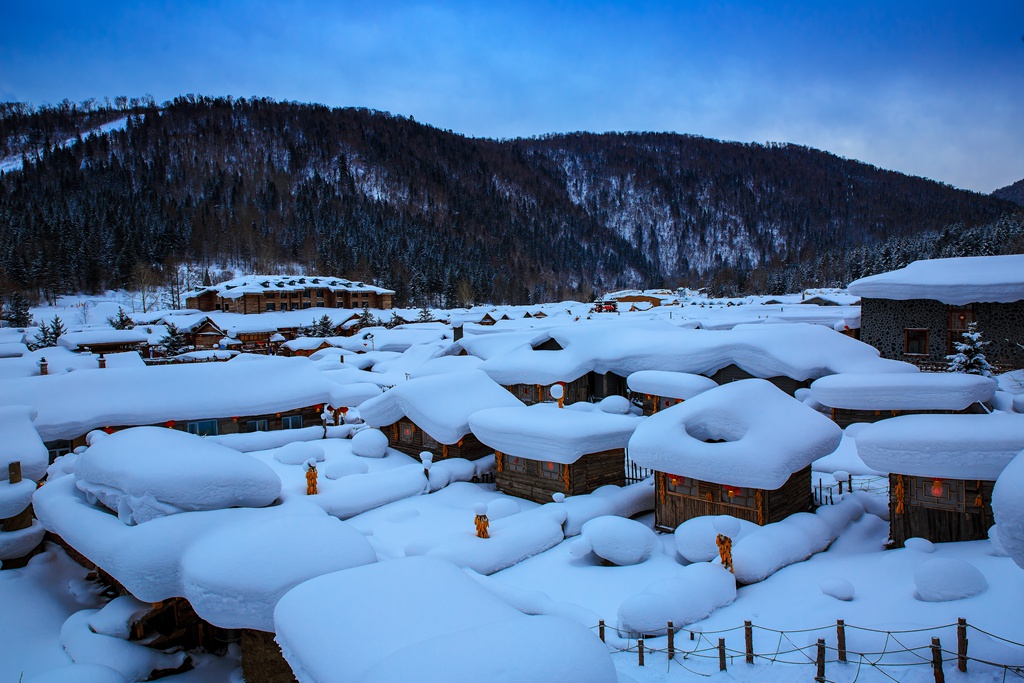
[592,618,1024,681]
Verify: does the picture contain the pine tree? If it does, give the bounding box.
[32,315,66,350]
[415,305,434,323]
[2,292,33,328]
[356,307,377,329]
[160,322,189,356]
[946,322,993,377]
[314,314,335,337]
[107,307,135,330]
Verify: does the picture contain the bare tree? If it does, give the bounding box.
[131,262,160,313]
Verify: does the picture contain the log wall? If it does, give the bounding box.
[495,450,625,504]
[385,420,492,461]
[888,474,995,547]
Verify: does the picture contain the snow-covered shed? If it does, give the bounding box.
[57,329,150,355]
[626,370,718,415]
[0,356,348,455]
[810,372,996,427]
[628,380,842,531]
[856,413,1024,546]
[274,556,616,683]
[849,254,1024,369]
[357,369,524,460]
[469,399,642,503]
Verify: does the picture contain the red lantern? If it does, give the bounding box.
[340,407,349,414]
[930,479,944,497]
[104,426,114,434]
[165,420,175,428]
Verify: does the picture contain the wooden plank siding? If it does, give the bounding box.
[828,405,986,429]
[502,375,590,406]
[385,419,492,461]
[708,364,811,396]
[654,466,813,532]
[887,474,995,547]
[495,450,625,504]
[67,405,325,451]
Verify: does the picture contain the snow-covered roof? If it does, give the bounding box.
[56,329,150,350]
[855,414,1024,479]
[476,321,914,386]
[469,402,642,464]
[357,370,524,444]
[0,405,48,482]
[810,372,996,411]
[626,370,719,399]
[187,274,395,299]
[628,379,843,488]
[848,255,1024,304]
[0,356,345,441]
[273,556,616,683]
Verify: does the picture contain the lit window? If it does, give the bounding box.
[504,454,529,473]
[665,474,698,496]
[721,484,756,508]
[540,461,563,480]
[398,421,416,444]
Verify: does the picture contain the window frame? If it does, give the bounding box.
[281,415,303,430]
[903,328,929,356]
[187,419,220,436]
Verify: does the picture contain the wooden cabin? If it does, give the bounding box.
[626,370,718,417]
[470,404,640,505]
[495,448,625,504]
[384,417,493,461]
[186,275,394,314]
[809,372,996,429]
[856,414,1024,547]
[653,466,811,531]
[708,364,811,397]
[628,379,843,531]
[503,376,589,406]
[189,318,228,349]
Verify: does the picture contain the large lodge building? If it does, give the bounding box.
[186,275,395,314]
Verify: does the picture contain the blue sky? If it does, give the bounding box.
[2,1,1022,193]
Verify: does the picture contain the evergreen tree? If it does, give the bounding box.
[2,292,33,328]
[946,322,993,377]
[415,305,434,323]
[313,314,335,337]
[356,307,377,329]
[159,322,189,356]
[107,307,135,330]
[32,314,66,349]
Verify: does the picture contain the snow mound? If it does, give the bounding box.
[87,595,152,639]
[323,457,370,480]
[1014,394,1024,413]
[993,449,1024,570]
[913,558,988,602]
[731,499,864,584]
[617,563,737,634]
[988,525,1009,557]
[820,578,855,601]
[580,516,658,566]
[626,370,718,400]
[0,405,49,482]
[904,537,936,553]
[352,428,389,458]
[486,497,521,520]
[273,441,325,465]
[674,515,759,563]
[73,427,282,525]
[0,478,36,518]
[182,512,377,631]
[598,395,632,414]
[0,519,46,561]
[61,609,187,681]
[24,664,128,683]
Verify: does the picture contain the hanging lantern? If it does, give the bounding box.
[164,420,175,428]
[340,406,349,414]
[930,479,944,497]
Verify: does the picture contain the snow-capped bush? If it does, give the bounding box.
[913,558,988,602]
[579,516,658,566]
[352,428,389,458]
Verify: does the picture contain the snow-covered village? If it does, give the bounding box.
[3,3,1024,683]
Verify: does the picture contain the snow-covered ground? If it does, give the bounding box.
[3,283,1024,682]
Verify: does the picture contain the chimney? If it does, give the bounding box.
[98,354,107,369]
[39,357,48,376]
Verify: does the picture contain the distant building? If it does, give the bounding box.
[848,255,1024,370]
[185,275,394,314]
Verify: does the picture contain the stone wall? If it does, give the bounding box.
[860,298,1024,367]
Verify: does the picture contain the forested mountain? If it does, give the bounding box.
[993,179,1024,206]
[0,96,1018,305]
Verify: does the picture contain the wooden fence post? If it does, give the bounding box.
[957,618,967,672]
[744,621,753,664]
[931,637,945,683]
[837,620,847,663]
[598,620,605,642]
[718,638,727,671]
[667,622,675,660]
[638,638,644,667]
[815,638,826,682]
[8,461,22,484]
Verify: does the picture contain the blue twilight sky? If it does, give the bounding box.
[1,1,1022,193]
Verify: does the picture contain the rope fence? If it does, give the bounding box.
[593,617,1024,681]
